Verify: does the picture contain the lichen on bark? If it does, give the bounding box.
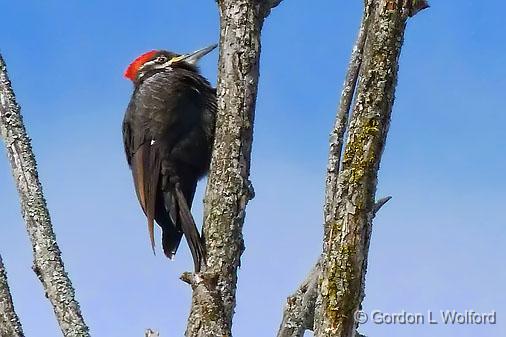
[0,54,90,337]
[0,255,24,337]
[314,1,426,336]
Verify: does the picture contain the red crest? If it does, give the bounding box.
[124,50,158,80]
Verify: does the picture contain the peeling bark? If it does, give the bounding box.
[0,255,24,337]
[0,54,90,337]
[313,2,427,337]
[184,0,282,336]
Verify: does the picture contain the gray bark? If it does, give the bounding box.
[276,0,383,334]
[0,255,24,337]
[313,1,427,337]
[0,54,90,337]
[0,0,427,336]
[324,0,375,222]
[277,261,320,337]
[183,1,282,336]
[276,4,374,335]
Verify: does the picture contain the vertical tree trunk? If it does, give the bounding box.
[0,54,90,337]
[0,255,24,337]
[199,0,262,325]
[314,1,426,336]
[183,1,281,336]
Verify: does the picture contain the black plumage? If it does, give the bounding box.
[122,47,216,271]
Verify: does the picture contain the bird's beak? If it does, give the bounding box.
[176,44,218,65]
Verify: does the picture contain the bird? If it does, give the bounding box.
[122,44,217,272]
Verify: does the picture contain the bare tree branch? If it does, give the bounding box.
[277,2,374,335]
[0,54,90,337]
[277,261,320,337]
[184,0,267,335]
[280,0,428,332]
[314,1,427,336]
[324,0,375,226]
[0,255,24,337]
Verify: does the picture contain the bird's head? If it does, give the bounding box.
[124,44,217,82]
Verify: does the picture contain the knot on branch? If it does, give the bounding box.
[405,0,430,17]
[261,0,284,18]
[385,0,429,18]
[180,271,219,290]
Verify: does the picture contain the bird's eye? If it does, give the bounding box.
[156,56,168,64]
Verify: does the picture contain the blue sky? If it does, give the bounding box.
[0,1,505,336]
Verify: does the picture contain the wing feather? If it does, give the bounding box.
[131,143,161,253]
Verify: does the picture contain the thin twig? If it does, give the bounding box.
[372,196,392,215]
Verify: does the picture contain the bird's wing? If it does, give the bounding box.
[123,71,212,269]
[122,117,134,165]
[123,117,160,252]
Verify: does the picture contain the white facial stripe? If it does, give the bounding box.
[140,59,157,69]
[138,59,172,78]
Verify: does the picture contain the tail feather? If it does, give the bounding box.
[161,225,183,259]
[174,183,206,272]
[130,142,205,270]
[158,183,205,272]
[163,188,178,226]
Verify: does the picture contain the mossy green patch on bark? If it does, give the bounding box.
[315,1,411,336]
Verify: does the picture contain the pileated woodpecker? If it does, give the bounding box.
[122,45,217,271]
